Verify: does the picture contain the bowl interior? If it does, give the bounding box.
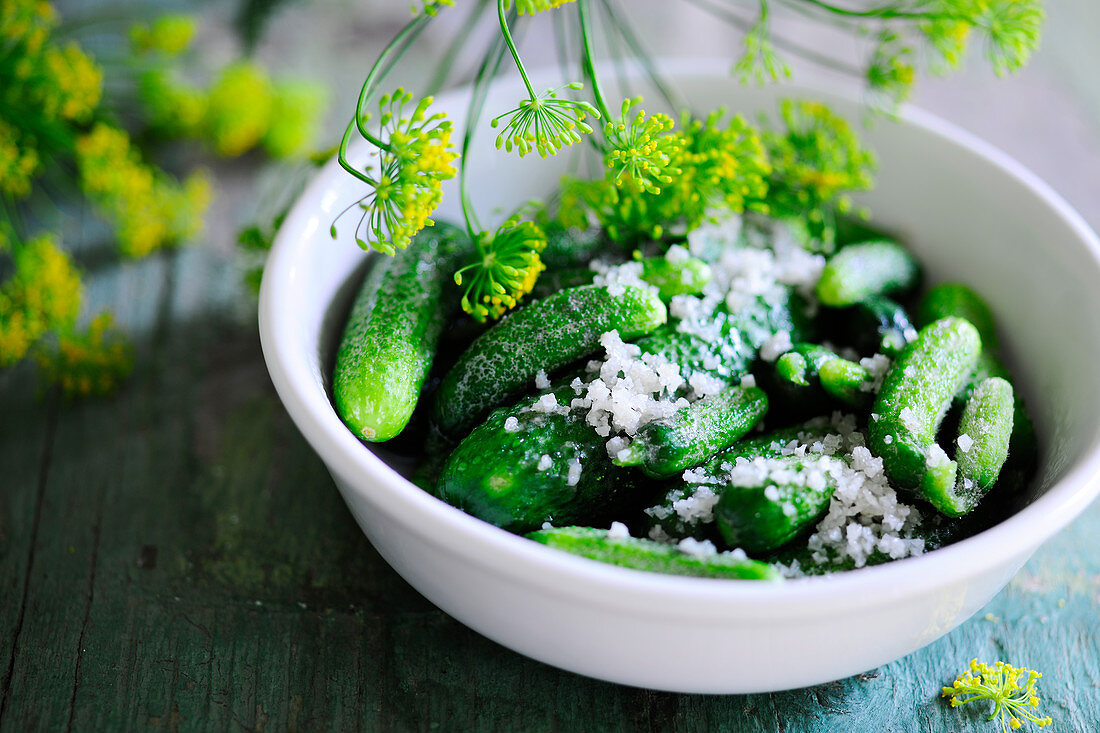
[263,63,1100,587]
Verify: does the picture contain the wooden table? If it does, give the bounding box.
[4,5,1100,730]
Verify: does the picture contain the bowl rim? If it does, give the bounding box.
[259,59,1100,613]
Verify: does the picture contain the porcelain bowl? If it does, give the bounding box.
[259,62,1100,693]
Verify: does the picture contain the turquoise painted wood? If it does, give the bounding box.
[1,238,1098,731]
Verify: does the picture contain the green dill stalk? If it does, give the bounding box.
[337,15,431,186]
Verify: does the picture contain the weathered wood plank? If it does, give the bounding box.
[0,366,55,725]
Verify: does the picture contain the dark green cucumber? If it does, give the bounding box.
[435,293,804,533]
[613,386,768,478]
[714,455,839,553]
[815,239,920,307]
[644,420,837,542]
[527,527,781,580]
[831,295,916,358]
[916,283,1038,493]
[432,284,667,438]
[868,317,982,514]
[918,283,998,348]
[434,388,629,533]
[333,223,470,442]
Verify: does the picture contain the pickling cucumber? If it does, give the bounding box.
[527,526,781,580]
[613,386,768,478]
[816,239,920,307]
[868,317,982,514]
[433,284,667,438]
[333,223,471,442]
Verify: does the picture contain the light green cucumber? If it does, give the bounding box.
[333,223,470,442]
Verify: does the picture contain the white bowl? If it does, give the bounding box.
[259,62,1100,693]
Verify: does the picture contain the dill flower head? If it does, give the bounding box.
[0,118,40,198]
[943,659,1052,732]
[35,313,134,399]
[506,0,577,14]
[129,15,197,57]
[492,83,599,158]
[604,97,681,196]
[868,31,916,108]
[76,123,210,257]
[0,233,82,368]
[0,0,57,55]
[337,90,457,255]
[38,42,103,122]
[664,108,770,225]
[204,61,275,157]
[455,217,547,321]
[762,99,876,226]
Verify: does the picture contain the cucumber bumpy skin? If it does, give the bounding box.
[815,239,920,307]
[434,388,629,533]
[432,284,667,439]
[953,377,1014,512]
[834,295,916,358]
[916,283,1038,492]
[775,343,875,407]
[868,317,982,514]
[527,526,781,580]
[613,386,769,478]
[713,455,839,553]
[644,420,836,542]
[435,294,806,534]
[333,223,470,442]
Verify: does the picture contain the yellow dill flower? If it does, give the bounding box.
[35,313,134,398]
[505,0,577,14]
[603,97,680,195]
[263,81,327,159]
[492,83,598,158]
[0,233,82,368]
[204,61,275,157]
[943,659,1052,732]
[336,90,456,254]
[129,15,197,57]
[0,0,56,54]
[76,123,209,257]
[763,99,875,223]
[39,42,103,122]
[0,118,40,198]
[663,109,770,224]
[454,217,546,321]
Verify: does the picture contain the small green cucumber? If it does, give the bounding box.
[432,284,667,438]
[613,386,768,478]
[434,388,629,533]
[527,526,781,580]
[639,253,712,298]
[832,295,916,358]
[868,317,982,513]
[713,455,839,553]
[333,223,470,442]
[952,377,1014,512]
[816,239,920,307]
[775,343,875,407]
[918,283,998,348]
